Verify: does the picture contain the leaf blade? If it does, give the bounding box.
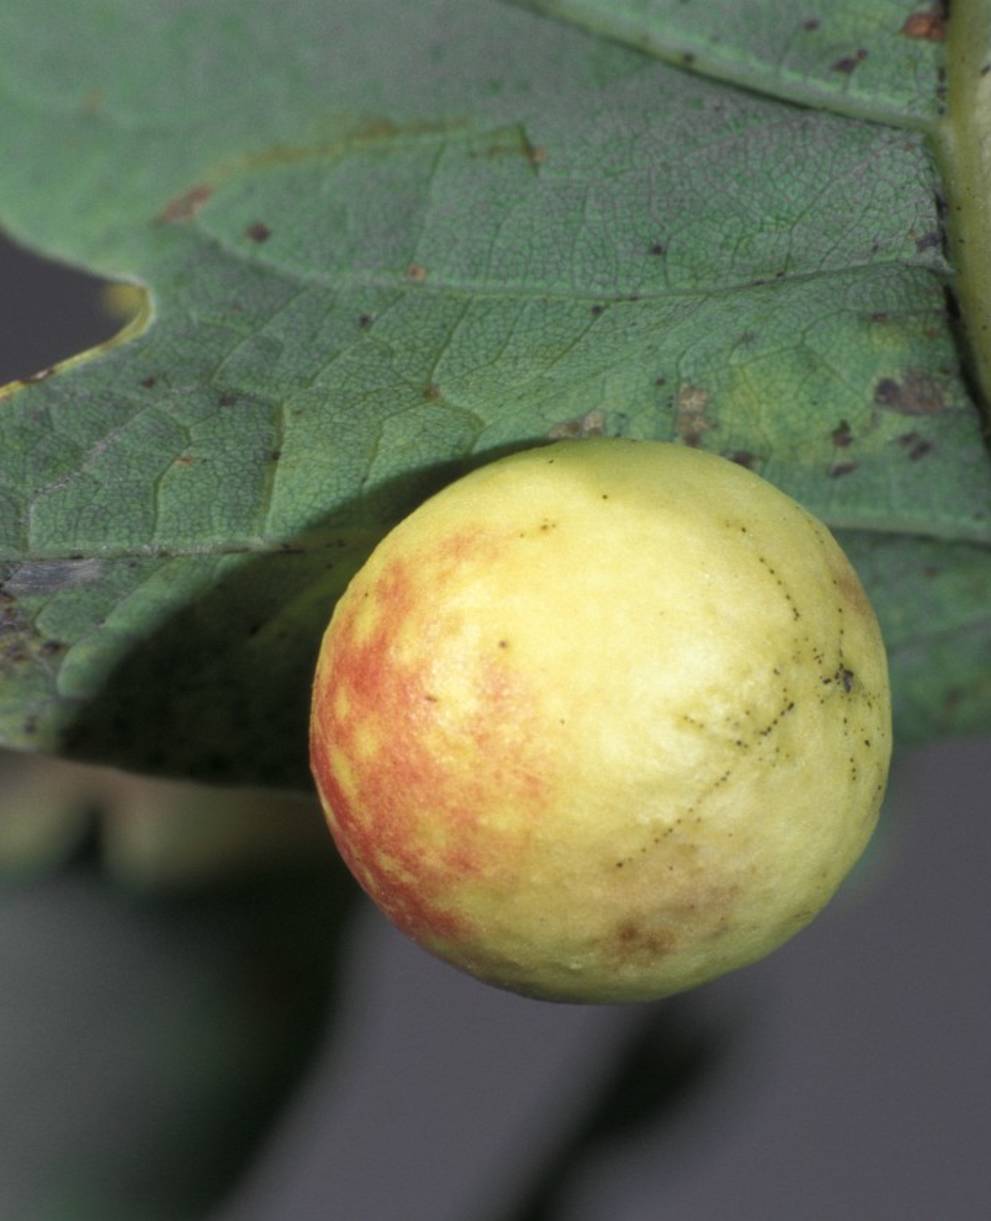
[0,0,987,782]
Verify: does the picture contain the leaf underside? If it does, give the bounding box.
[0,0,988,790]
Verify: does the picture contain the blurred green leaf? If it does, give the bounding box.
[0,857,355,1220]
[0,748,340,884]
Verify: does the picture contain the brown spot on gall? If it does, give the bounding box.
[613,921,677,961]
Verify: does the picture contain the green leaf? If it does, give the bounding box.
[0,0,987,789]
[838,530,991,743]
[508,0,948,126]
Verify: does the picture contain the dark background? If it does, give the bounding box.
[0,233,988,1220]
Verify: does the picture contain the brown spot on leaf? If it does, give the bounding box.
[874,372,945,415]
[675,384,714,447]
[548,409,606,439]
[423,383,442,401]
[80,87,104,114]
[649,241,666,256]
[219,392,237,407]
[479,133,547,167]
[802,17,821,31]
[831,420,854,447]
[140,376,157,389]
[829,461,858,478]
[406,263,428,283]
[908,438,934,460]
[245,222,271,243]
[358,313,374,329]
[349,116,404,141]
[902,9,946,40]
[727,450,756,469]
[915,230,942,253]
[158,184,213,223]
[833,49,868,73]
